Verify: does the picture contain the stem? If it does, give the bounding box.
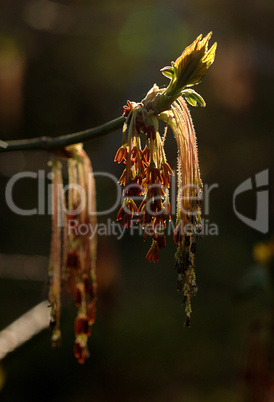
[0,116,125,153]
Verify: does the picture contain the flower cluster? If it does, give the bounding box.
[48,144,97,363]
[115,33,216,326]
[115,101,173,263]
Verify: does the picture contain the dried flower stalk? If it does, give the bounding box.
[48,144,97,363]
[48,159,67,345]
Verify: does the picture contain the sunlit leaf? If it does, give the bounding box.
[183,89,206,107]
[149,32,217,111]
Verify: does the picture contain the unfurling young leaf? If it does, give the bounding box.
[147,32,217,112]
[182,89,206,107]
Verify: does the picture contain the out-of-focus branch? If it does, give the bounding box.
[0,301,50,360]
[0,116,125,153]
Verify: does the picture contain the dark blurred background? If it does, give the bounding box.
[0,1,273,401]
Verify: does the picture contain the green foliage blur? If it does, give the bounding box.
[0,1,273,401]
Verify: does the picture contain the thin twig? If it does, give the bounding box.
[0,116,125,153]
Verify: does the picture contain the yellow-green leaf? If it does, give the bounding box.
[170,32,217,91]
[183,89,206,107]
[146,33,217,112]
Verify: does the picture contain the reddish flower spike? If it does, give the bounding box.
[161,162,174,188]
[123,100,133,117]
[145,242,160,263]
[74,341,89,364]
[74,285,82,306]
[156,234,166,249]
[75,316,90,336]
[88,301,96,325]
[114,146,127,163]
[141,147,150,166]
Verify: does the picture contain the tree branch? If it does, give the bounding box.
[0,116,125,153]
